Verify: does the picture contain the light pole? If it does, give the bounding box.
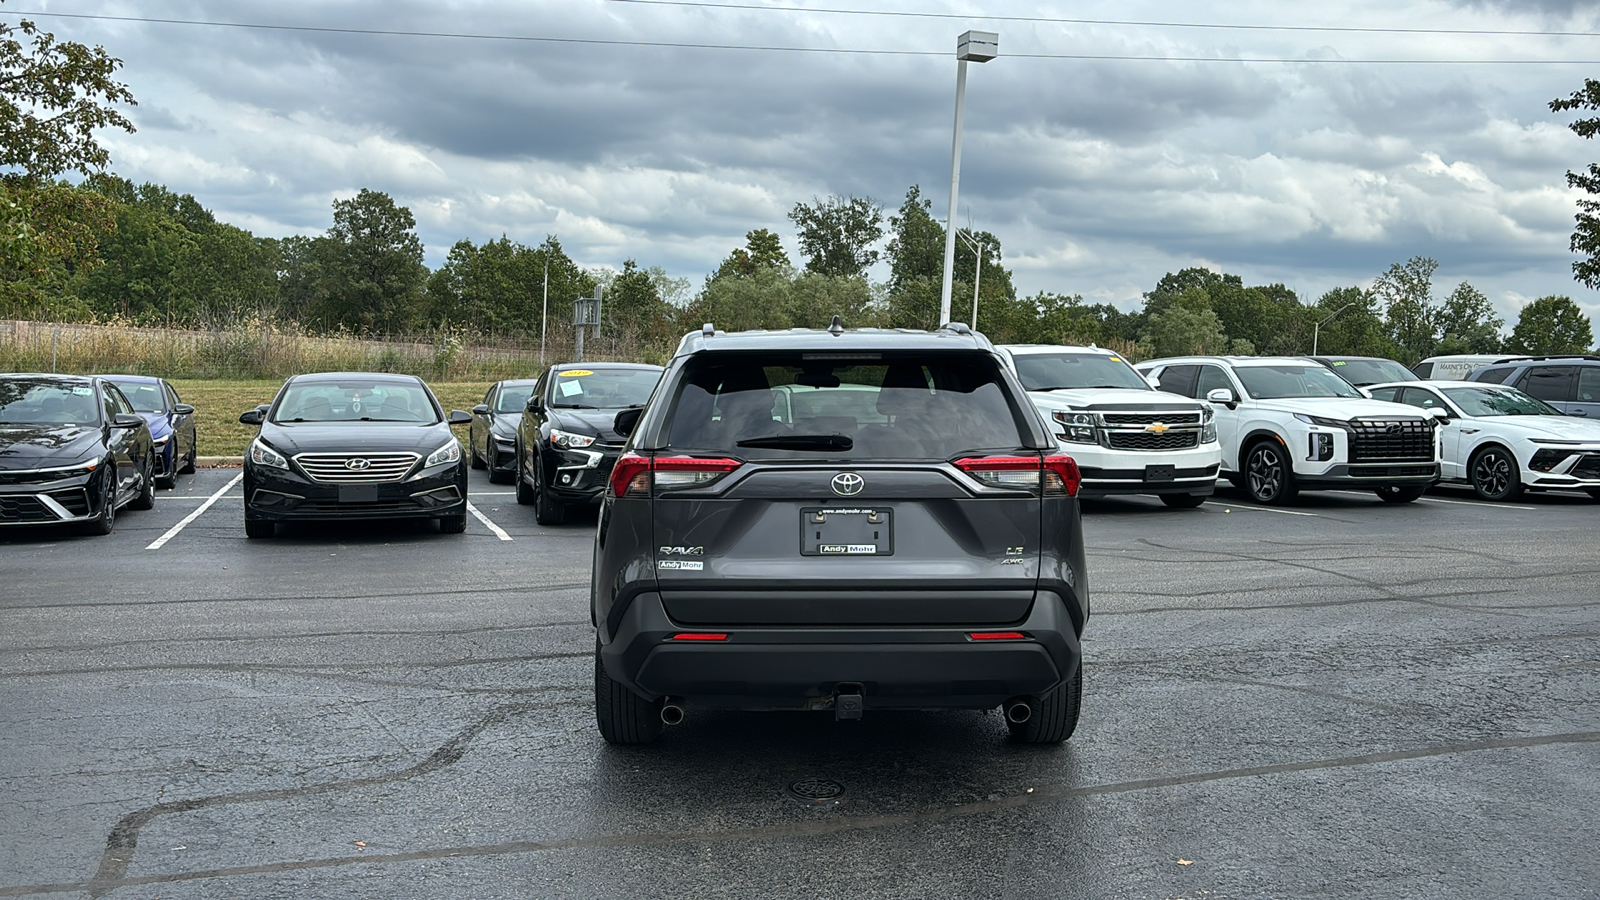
[1312,301,1358,356]
[939,30,998,326]
[955,227,986,330]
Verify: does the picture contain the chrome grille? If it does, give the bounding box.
[1100,411,1202,427]
[294,452,419,484]
[1107,430,1201,451]
[1348,418,1434,463]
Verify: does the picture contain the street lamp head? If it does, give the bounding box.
[957,30,998,62]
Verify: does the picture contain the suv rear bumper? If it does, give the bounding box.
[598,589,1082,711]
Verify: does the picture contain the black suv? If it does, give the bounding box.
[1468,356,1600,419]
[590,322,1089,744]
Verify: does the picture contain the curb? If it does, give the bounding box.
[198,456,244,468]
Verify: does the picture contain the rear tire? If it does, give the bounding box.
[595,639,664,745]
[1159,492,1207,509]
[439,511,468,534]
[244,519,275,539]
[1008,664,1082,744]
[1374,484,1427,503]
[1244,440,1297,505]
[1469,446,1522,502]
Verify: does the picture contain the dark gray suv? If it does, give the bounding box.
[590,322,1089,744]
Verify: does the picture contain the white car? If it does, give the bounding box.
[1134,356,1441,505]
[1368,380,1600,502]
[997,345,1221,507]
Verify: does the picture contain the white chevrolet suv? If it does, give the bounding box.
[1134,356,1442,505]
[998,345,1220,507]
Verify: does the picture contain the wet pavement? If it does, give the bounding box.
[2,470,1598,898]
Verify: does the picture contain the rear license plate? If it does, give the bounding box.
[339,485,379,503]
[800,507,893,556]
[1145,464,1175,482]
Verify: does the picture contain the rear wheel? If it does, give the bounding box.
[594,639,663,744]
[130,459,156,510]
[244,519,275,539]
[1159,492,1207,509]
[1469,446,1522,502]
[1374,484,1427,503]
[1008,665,1082,744]
[1244,440,1297,505]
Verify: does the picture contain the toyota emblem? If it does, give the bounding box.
[345,458,372,470]
[831,473,864,496]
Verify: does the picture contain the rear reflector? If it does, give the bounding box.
[968,631,1027,641]
[671,633,729,641]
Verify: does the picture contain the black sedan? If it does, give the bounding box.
[99,374,198,488]
[0,373,156,535]
[515,362,663,524]
[239,372,472,538]
[469,378,539,484]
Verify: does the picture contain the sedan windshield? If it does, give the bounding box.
[105,379,165,413]
[274,381,438,423]
[1321,358,1413,387]
[1236,365,1363,399]
[495,382,538,414]
[1442,386,1561,417]
[1013,352,1149,391]
[0,380,100,425]
[550,368,660,409]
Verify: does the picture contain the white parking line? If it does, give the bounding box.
[146,472,243,550]
[1326,489,1537,511]
[473,491,515,496]
[466,501,513,541]
[1215,503,1321,517]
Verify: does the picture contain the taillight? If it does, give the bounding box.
[952,454,1080,498]
[1042,454,1081,497]
[607,453,743,498]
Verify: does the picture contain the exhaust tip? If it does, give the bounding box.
[660,703,685,726]
[1005,700,1032,724]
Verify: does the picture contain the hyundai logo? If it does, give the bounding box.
[1384,422,1403,434]
[831,472,864,496]
[344,458,372,470]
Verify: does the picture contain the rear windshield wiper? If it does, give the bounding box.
[736,433,854,451]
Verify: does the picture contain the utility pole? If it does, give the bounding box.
[939,30,998,326]
[540,259,548,368]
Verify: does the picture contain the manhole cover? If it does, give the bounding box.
[786,778,846,805]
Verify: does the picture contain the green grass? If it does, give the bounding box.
[173,379,494,458]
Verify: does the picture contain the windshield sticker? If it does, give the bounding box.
[1108,357,1122,362]
[559,369,593,377]
[559,380,584,397]
[72,387,93,395]
[658,560,704,570]
[1332,361,1347,366]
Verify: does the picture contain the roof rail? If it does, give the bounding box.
[1495,354,1600,363]
[938,322,973,336]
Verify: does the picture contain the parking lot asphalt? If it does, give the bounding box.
[2,471,1598,899]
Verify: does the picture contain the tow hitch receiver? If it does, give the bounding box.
[834,683,864,721]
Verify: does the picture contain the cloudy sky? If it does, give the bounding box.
[13,0,1600,324]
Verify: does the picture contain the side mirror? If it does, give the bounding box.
[448,410,473,426]
[173,403,196,416]
[1144,375,1162,390]
[526,396,543,413]
[112,413,144,428]
[614,406,644,438]
[471,404,490,415]
[1427,407,1450,421]
[238,409,264,426]
[1357,387,1374,399]
[1205,388,1236,408]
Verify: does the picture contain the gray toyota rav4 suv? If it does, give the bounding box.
[591,321,1089,744]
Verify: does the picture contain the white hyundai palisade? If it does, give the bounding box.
[998,345,1221,507]
[1134,356,1442,505]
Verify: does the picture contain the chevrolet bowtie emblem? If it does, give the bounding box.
[1145,422,1170,434]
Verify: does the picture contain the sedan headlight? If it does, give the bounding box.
[1293,413,1351,430]
[249,440,288,470]
[425,440,463,467]
[551,429,597,449]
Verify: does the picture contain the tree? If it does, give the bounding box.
[1309,287,1396,358]
[1142,288,1246,357]
[1372,256,1440,365]
[885,186,944,293]
[713,228,790,280]
[1435,282,1503,355]
[1504,295,1594,355]
[316,189,427,333]
[1550,79,1600,289]
[788,194,883,277]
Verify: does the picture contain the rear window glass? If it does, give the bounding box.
[664,354,1028,460]
[1473,367,1515,384]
